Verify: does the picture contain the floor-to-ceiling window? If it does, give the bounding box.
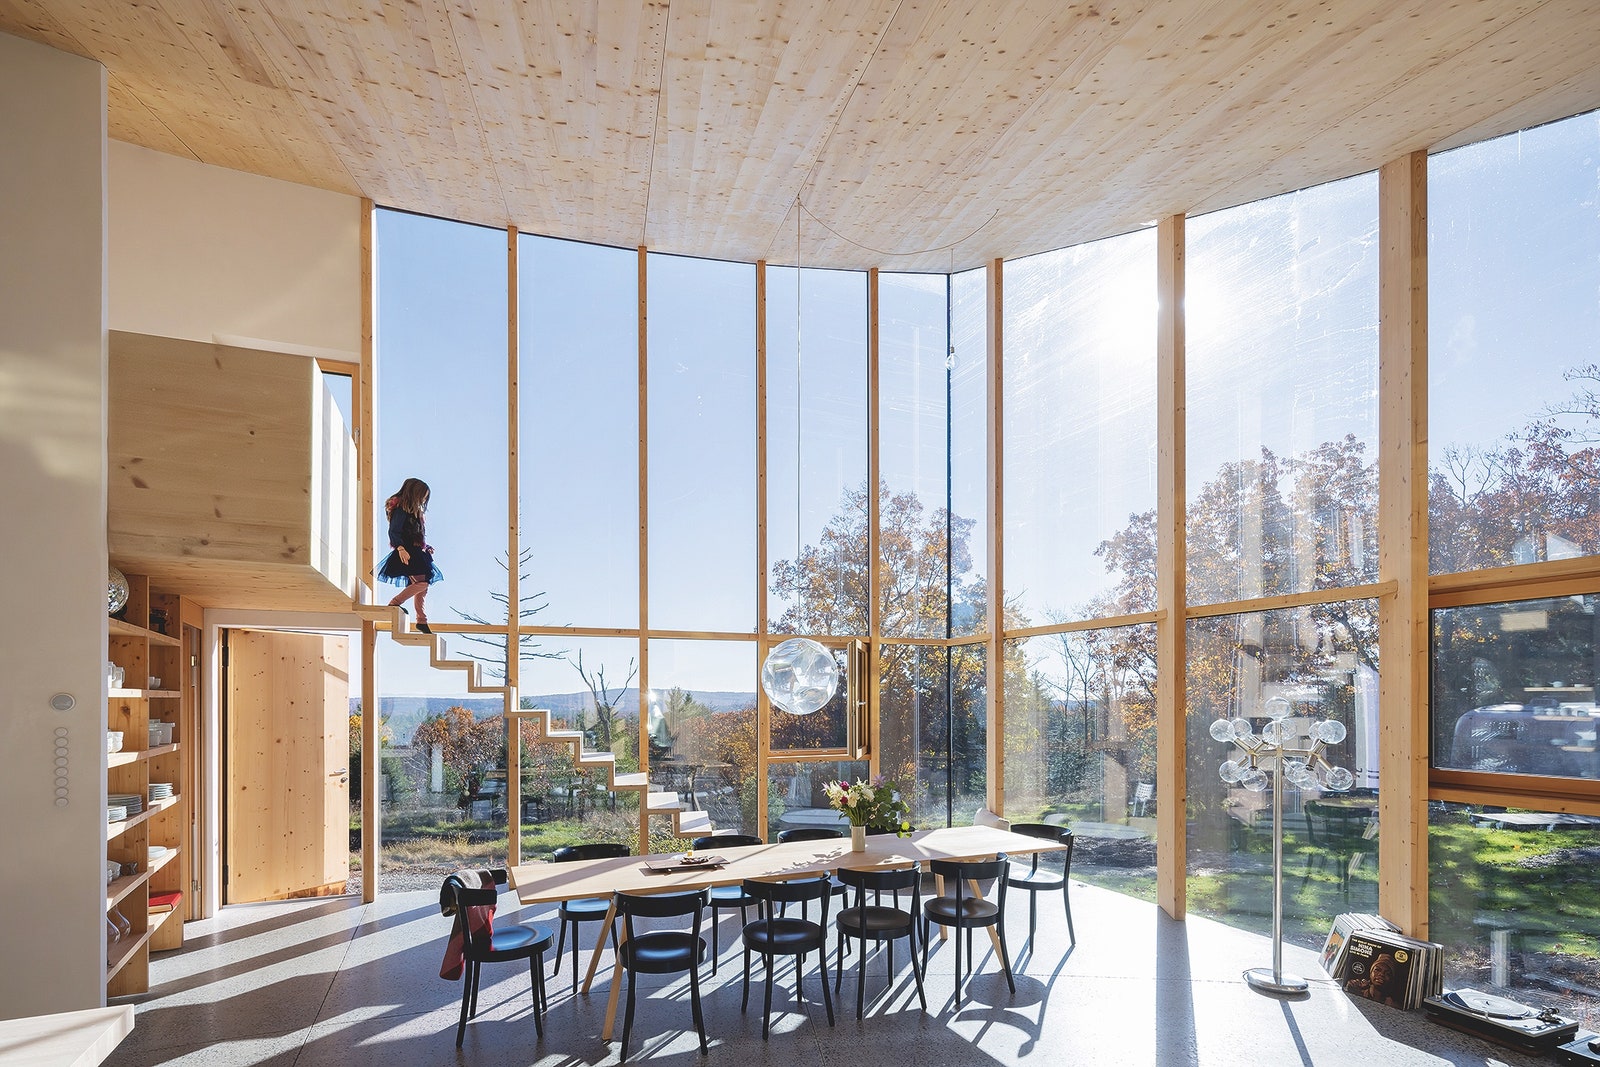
[1185,171,1381,943]
[1428,110,1600,1024]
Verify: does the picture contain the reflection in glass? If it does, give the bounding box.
[1002,627,1159,903]
[647,640,758,837]
[1186,175,1379,606]
[1004,231,1157,626]
[1429,112,1600,574]
[1185,603,1380,942]
[767,758,868,842]
[878,642,987,829]
[1430,801,1599,1029]
[1432,596,1600,780]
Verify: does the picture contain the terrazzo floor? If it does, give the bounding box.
[104,879,1556,1066]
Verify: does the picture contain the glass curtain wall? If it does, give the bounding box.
[374,211,510,886]
[1428,111,1600,1026]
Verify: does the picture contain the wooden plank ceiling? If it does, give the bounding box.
[1,0,1596,271]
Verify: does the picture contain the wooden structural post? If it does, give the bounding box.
[985,259,1006,816]
[866,269,882,772]
[754,260,771,833]
[1378,151,1430,937]
[1155,214,1187,920]
[636,246,652,853]
[359,199,379,903]
[506,227,521,867]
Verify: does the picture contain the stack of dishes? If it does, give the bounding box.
[107,804,127,823]
[107,730,124,754]
[148,782,173,803]
[147,844,171,862]
[109,791,144,817]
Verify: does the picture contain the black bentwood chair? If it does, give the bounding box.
[615,889,711,1061]
[740,876,836,1038]
[693,833,764,974]
[834,864,926,1018]
[1005,823,1076,951]
[440,870,554,1048]
[549,842,630,992]
[923,856,1015,1001]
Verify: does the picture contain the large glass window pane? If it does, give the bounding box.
[1003,626,1158,903]
[1430,802,1599,1029]
[1185,603,1380,942]
[1432,595,1600,780]
[879,273,952,639]
[378,641,509,885]
[766,266,868,635]
[767,758,868,841]
[878,642,987,828]
[647,255,756,633]
[1004,232,1157,626]
[1186,176,1380,606]
[1429,112,1600,573]
[376,211,508,629]
[950,268,988,637]
[646,640,757,837]
[520,235,638,628]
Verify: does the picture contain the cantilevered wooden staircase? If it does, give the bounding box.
[353,602,712,844]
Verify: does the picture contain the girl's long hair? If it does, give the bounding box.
[392,477,430,517]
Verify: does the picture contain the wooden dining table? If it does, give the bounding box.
[507,823,1066,1040]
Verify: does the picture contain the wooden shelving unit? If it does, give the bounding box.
[105,571,192,997]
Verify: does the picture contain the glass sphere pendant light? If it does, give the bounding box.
[762,201,840,717]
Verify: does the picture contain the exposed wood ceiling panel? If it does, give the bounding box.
[2,0,1596,270]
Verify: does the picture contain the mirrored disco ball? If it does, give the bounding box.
[108,566,129,616]
[761,637,839,716]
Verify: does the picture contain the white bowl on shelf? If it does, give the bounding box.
[107,731,123,753]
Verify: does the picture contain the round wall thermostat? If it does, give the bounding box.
[50,693,76,712]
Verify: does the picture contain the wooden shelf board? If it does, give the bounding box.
[146,743,180,759]
[148,906,181,939]
[149,690,181,698]
[105,929,152,983]
[108,618,179,646]
[148,847,179,876]
[146,795,180,817]
[107,689,149,700]
[107,750,140,768]
[107,807,151,840]
[106,870,151,911]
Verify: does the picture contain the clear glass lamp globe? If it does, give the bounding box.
[761,637,839,716]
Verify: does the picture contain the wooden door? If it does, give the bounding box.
[225,629,350,902]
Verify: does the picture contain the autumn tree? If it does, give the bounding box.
[411,705,504,802]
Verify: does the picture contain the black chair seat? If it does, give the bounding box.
[741,916,823,954]
[481,923,553,960]
[924,896,1000,925]
[560,895,611,918]
[1006,868,1064,891]
[837,904,913,938]
[623,931,707,974]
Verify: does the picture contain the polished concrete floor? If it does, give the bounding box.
[105,879,1553,1066]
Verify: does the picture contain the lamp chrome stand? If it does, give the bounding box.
[1211,706,1352,998]
[1243,753,1308,995]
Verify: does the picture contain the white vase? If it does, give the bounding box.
[850,824,867,852]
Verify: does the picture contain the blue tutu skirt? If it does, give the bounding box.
[376,549,443,587]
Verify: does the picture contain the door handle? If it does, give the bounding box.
[329,768,349,776]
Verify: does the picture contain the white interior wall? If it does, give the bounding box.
[108,140,361,357]
[0,32,110,1018]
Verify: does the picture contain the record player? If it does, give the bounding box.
[1555,1031,1600,1066]
[1423,989,1580,1051]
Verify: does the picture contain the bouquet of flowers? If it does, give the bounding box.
[823,775,912,836]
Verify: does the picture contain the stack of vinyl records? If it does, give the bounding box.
[1321,913,1398,977]
[1423,989,1580,1051]
[1333,926,1444,1010]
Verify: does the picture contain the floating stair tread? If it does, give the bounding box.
[676,812,713,835]
[611,773,649,789]
[646,792,683,812]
